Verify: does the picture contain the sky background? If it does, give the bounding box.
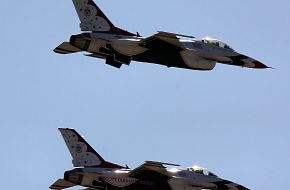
[1,0,290,189]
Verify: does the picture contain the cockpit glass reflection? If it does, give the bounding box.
[202,37,234,51]
[187,166,217,177]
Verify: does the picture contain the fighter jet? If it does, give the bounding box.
[54,0,269,71]
[50,128,249,190]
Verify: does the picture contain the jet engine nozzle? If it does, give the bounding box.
[70,34,90,51]
[64,171,83,185]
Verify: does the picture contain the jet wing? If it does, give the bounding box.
[54,42,82,54]
[129,161,179,178]
[139,31,193,50]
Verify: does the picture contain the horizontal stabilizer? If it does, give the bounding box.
[54,42,81,54]
[49,179,76,189]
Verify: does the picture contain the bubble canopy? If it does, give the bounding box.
[187,166,218,177]
[202,37,234,51]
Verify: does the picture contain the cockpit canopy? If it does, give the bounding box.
[202,37,234,51]
[187,166,217,177]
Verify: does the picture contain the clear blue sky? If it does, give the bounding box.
[1,0,290,189]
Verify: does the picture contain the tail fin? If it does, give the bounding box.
[72,0,136,36]
[58,128,125,168]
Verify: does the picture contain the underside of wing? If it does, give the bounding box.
[54,42,82,54]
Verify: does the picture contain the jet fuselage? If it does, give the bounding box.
[54,0,269,70]
[63,167,234,190]
[50,128,249,190]
[64,32,268,70]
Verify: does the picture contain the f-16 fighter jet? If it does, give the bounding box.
[54,0,269,70]
[50,128,249,190]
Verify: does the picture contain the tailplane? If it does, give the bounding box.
[58,128,125,168]
[49,179,76,189]
[72,0,136,36]
[53,42,81,54]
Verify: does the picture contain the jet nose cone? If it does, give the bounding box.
[228,54,270,69]
[252,60,270,69]
[236,185,250,190]
[243,58,271,69]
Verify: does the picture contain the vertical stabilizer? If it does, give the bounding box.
[58,128,124,168]
[72,0,136,36]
